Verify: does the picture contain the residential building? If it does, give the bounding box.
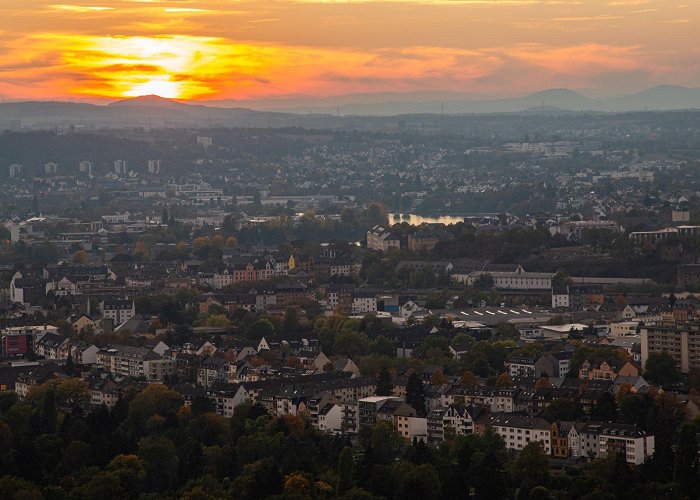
[100,298,135,326]
[640,321,700,373]
[489,414,552,453]
[506,356,537,378]
[579,359,638,381]
[33,333,70,360]
[96,345,176,381]
[366,225,401,252]
[407,231,452,252]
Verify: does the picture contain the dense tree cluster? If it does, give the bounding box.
[0,380,696,499]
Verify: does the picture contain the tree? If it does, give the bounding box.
[333,331,370,358]
[72,249,88,264]
[512,441,549,491]
[534,377,552,390]
[193,236,208,250]
[226,236,237,250]
[496,322,518,339]
[395,463,442,500]
[338,446,355,493]
[69,472,128,500]
[674,422,698,498]
[451,332,474,352]
[431,368,448,385]
[138,435,179,492]
[365,202,389,227]
[406,372,426,416]
[133,240,149,260]
[248,318,275,339]
[542,399,581,421]
[591,391,617,422]
[471,450,508,500]
[284,473,310,496]
[231,457,283,500]
[127,384,184,435]
[369,421,401,465]
[473,274,494,290]
[210,234,224,249]
[495,373,514,388]
[107,454,147,497]
[0,476,44,499]
[460,371,478,385]
[376,367,393,396]
[282,307,300,334]
[644,351,681,386]
[369,335,395,357]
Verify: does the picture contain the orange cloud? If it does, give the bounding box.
[0,0,698,100]
[504,43,642,74]
[0,33,508,99]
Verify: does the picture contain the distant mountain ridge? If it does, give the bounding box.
[197,85,700,115]
[2,86,700,129]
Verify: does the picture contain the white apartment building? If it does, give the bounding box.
[490,414,552,453]
[96,345,176,381]
[100,298,136,326]
[351,293,378,314]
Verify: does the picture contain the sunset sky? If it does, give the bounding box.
[0,0,698,102]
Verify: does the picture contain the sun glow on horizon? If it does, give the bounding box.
[124,78,180,98]
[0,0,697,101]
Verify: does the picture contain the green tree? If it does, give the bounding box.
[644,351,681,386]
[365,202,389,227]
[395,463,442,500]
[231,457,283,500]
[450,332,474,352]
[512,441,549,492]
[138,435,180,492]
[69,472,128,500]
[248,318,275,339]
[376,367,394,396]
[127,384,184,435]
[674,422,698,497]
[406,372,426,416]
[542,399,582,421]
[333,331,370,358]
[338,446,354,493]
[591,391,617,422]
[282,307,300,334]
[369,335,396,357]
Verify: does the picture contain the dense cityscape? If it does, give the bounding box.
[0,104,698,498]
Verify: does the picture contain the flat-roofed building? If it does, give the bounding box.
[641,321,700,374]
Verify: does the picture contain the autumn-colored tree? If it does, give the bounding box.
[226,236,238,250]
[495,373,515,388]
[460,371,479,385]
[616,381,633,401]
[210,234,224,249]
[284,473,310,495]
[72,249,88,264]
[534,377,553,390]
[431,368,448,385]
[176,241,188,255]
[27,377,90,408]
[133,240,149,259]
[614,294,628,306]
[193,236,208,250]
